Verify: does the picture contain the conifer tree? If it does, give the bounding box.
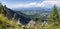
[48,5,59,22]
[52,5,59,21]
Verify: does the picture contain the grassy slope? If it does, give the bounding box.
[0,14,23,29]
[0,14,60,29]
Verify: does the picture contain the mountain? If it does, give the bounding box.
[13,7,51,19]
[13,6,60,20]
[3,5,32,25]
[13,7,52,15]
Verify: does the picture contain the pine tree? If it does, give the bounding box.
[52,5,59,21]
[47,5,59,22]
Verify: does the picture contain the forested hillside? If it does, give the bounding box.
[0,2,60,29]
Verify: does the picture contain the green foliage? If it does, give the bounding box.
[35,16,42,23]
[47,5,59,22]
[0,14,23,29]
[0,3,4,14]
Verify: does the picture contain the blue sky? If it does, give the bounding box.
[1,0,60,8]
[1,0,43,4]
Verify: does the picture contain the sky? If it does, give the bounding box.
[0,0,60,8]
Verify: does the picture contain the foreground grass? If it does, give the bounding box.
[0,14,60,29]
[29,22,60,29]
[0,14,23,29]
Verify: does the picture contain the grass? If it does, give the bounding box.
[0,14,23,29]
[0,14,60,29]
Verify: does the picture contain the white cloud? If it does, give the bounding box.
[43,1,60,6]
[7,0,60,8]
[7,2,40,8]
[40,1,60,8]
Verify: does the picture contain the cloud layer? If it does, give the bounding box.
[6,0,60,8]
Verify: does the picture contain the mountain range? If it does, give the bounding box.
[13,7,51,18]
[12,6,60,19]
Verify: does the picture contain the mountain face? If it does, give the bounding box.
[3,6,31,25]
[13,6,60,18]
[13,7,51,19]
